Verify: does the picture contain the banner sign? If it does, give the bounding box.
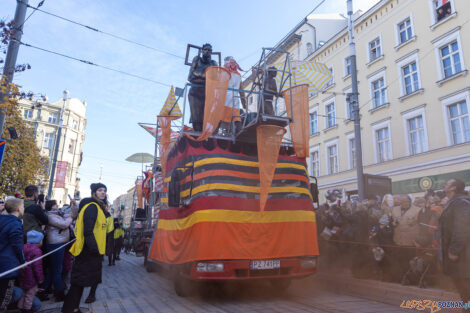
[0,140,5,168]
[54,161,69,188]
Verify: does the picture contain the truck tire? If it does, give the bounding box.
[174,276,194,297]
[269,278,291,292]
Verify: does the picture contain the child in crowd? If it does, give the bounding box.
[0,198,25,312]
[18,230,44,312]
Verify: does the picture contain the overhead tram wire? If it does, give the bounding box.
[18,0,184,60]
[17,40,172,88]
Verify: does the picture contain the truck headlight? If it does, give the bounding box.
[301,258,317,269]
[196,262,224,272]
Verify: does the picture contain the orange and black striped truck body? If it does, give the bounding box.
[148,135,319,281]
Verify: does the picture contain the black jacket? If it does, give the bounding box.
[23,200,48,233]
[70,198,104,286]
[439,194,470,278]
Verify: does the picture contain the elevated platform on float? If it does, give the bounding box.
[184,113,290,144]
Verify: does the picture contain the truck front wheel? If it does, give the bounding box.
[174,275,194,297]
[269,278,292,293]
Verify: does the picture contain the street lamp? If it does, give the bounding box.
[47,89,68,199]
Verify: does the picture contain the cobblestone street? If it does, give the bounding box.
[40,254,414,313]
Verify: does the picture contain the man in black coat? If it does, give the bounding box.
[22,185,48,233]
[439,178,470,305]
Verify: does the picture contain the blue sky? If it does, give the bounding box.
[1,0,376,201]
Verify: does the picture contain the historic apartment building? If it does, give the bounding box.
[112,186,136,228]
[243,0,470,198]
[18,96,87,204]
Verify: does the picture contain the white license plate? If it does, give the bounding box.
[250,259,280,270]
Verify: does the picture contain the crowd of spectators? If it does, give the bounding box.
[0,184,124,313]
[316,181,463,288]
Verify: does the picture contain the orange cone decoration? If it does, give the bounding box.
[158,116,179,179]
[257,125,286,215]
[196,66,231,141]
[282,84,309,158]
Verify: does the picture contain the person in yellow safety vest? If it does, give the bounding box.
[62,183,108,313]
[113,222,125,262]
[84,204,114,305]
[104,206,114,266]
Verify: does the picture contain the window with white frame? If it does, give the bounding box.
[309,111,318,135]
[68,139,76,154]
[23,109,33,119]
[440,41,462,78]
[306,42,314,55]
[402,62,420,94]
[325,67,334,87]
[344,57,351,77]
[48,112,58,124]
[373,121,392,163]
[433,0,453,23]
[43,133,55,148]
[448,100,470,144]
[368,37,382,62]
[72,119,79,130]
[371,78,386,108]
[348,137,356,169]
[67,166,73,183]
[310,150,320,177]
[398,18,413,44]
[407,116,426,154]
[325,102,336,128]
[327,144,339,174]
[433,30,465,81]
[397,51,421,97]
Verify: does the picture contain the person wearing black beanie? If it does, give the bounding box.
[90,183,107,195]
[62,182,108,313]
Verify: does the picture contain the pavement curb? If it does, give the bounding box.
[313,271,461,312]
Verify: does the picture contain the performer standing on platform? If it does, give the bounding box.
[188,43,217,132]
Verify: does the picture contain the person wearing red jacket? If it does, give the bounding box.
[18,230,44,312]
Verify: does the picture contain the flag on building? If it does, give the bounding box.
[54,161,69,188]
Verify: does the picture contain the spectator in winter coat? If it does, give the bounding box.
[391,195,421,246]
[62,183,108,313]
[42,200,73,301]
[23,185,48,233]
[370,214,394,246]
[18,230,44,312]
[439,179,470,306]
[414,197,433,248]
[366,196,382,226]
[0,198,25,312]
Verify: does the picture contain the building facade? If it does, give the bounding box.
[307,0,470,198]
[18,96,87,204]
[112,187,136,228]
[243,0,470,199]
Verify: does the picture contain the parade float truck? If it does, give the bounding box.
[146,134,319,296]
[144,46,326,296]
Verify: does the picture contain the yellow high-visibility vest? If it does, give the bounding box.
[114,228,124,239]
[106,215,114,234]
[70,202,107,256]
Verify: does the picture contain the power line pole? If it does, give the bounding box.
[47,89,68,199]
[0,0,29,140]
[347,0,365,200]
